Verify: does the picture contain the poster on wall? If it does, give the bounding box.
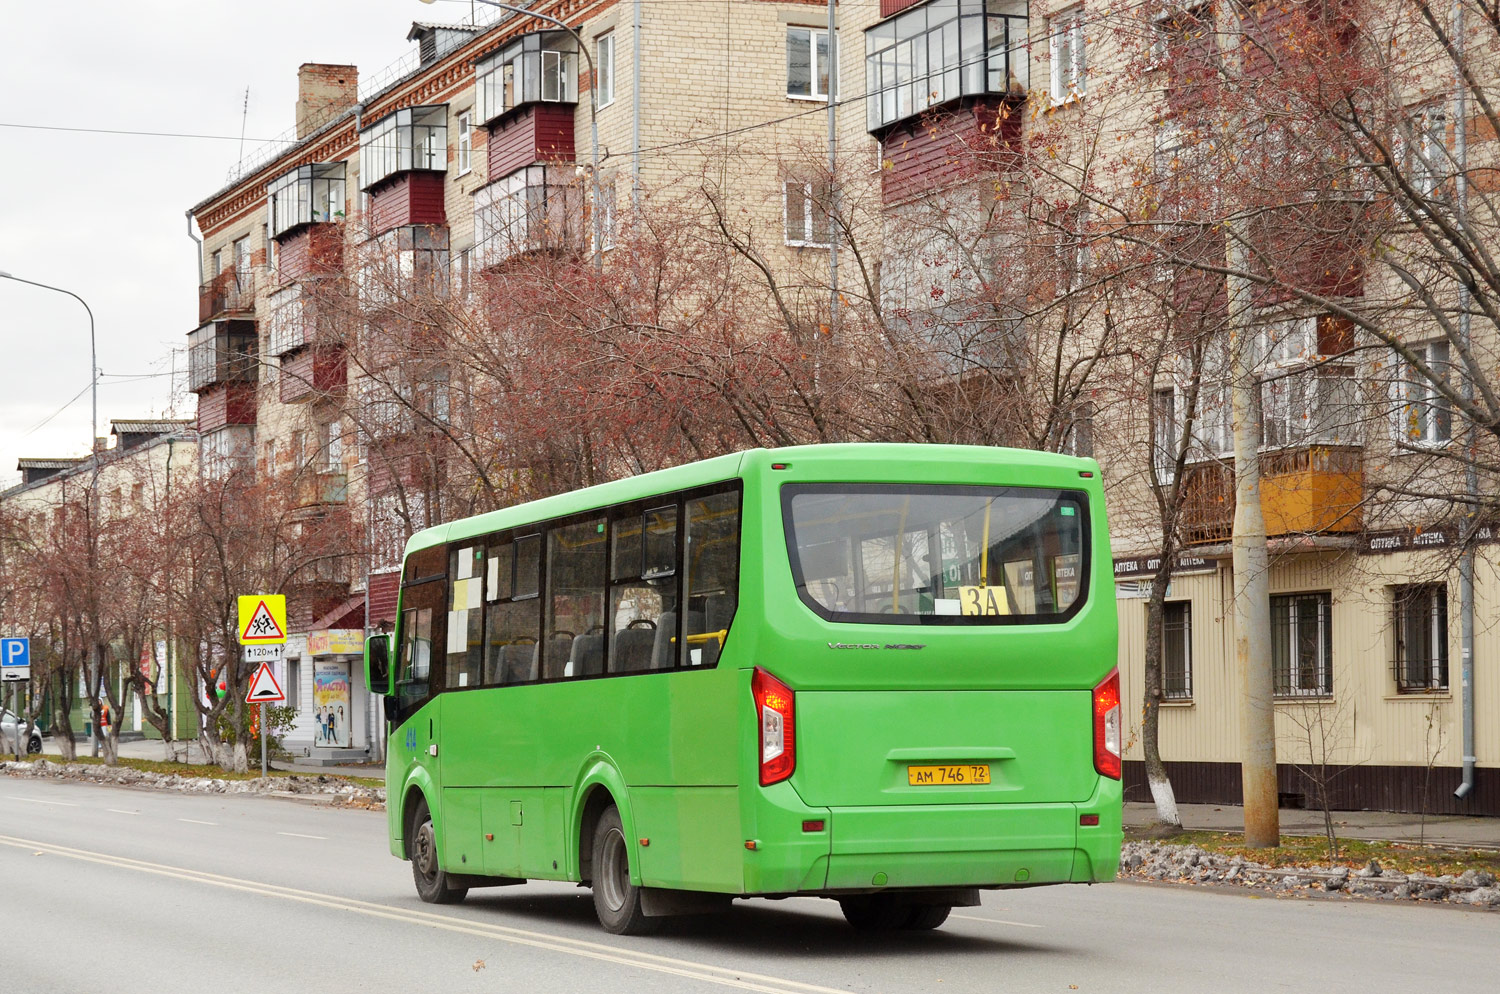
[313,661,351,749]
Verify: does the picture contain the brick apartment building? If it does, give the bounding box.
[178,0,1498,808]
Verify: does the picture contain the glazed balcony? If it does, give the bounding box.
[474,31,579,127]
[187,319,257,393]
[268,162,347,240]
[1180,446,1365,545]
[472,165,583,270]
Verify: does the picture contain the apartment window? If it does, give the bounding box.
[1405,107,1448,198]
[1049,7,1087,102]
[1152,388,1177,482]
[787,27,834,100]
[1162,601,1192,700]
[1262,366,1358,448]
[1271,592,1332,697]
[1062,401,1095,458]
[784,178,833,247]
[319,420,344,474]
[359,106,448,190]
[1394,341,1452,446]
[233,236,252,282]
[596,32,615,108]
[212,248,226,278]
[457,112,472,174]
[1392,584,1447,693]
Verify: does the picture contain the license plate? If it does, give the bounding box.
[907,764,991,786]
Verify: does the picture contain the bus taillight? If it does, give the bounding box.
[753,667,796,786]
[1093,669,1122,780]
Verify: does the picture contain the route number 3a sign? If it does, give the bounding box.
[237,595,288,645]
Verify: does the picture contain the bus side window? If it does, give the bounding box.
[611,505,679,674]
[682,491,740,667]
[547,518,606,680]
[446,545,485,690]
[484,540,542,685]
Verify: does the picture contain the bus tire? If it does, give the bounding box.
[838,895,911,931]
[591,806,657,935]
[409,797,468,905]
[901,904,951,930]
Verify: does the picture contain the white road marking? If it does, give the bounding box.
[107,809,139,816]
[177,818,217,826]
[4,796,78,807]
[952,914,1042,928]
[0,833,852,994]
[276,831,327,840]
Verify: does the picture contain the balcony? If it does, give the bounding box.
[1180,446,1365,545]
[276,220,345,283]
[269,162,347,239]
[359,105,447,192]
[295,471,348,507]
[474,31,579,126]
[864,0,1030,135]
[187,320,257,393]
[198,270,255,323]
[472,165,583,270]
[279,346,348,405]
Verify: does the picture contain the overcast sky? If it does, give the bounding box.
[0,0,491,489]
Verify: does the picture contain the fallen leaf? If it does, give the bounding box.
[472,960,486,972]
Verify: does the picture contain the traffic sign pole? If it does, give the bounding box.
[261,702,267,779]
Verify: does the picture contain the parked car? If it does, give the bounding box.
[0,709,42,755]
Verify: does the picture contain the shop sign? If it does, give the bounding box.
[308,629,365,656]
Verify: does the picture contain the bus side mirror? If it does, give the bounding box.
[365,634,393,696]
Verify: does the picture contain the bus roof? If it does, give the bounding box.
[402,443,1099,557]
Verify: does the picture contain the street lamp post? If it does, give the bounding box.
[419,0,604,268]
[0,271,98,462]
[0,270,102,757]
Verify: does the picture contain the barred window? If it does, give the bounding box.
[1162,600,1192,700]
[1272,592,1332,697]
[1393,584,1447,692]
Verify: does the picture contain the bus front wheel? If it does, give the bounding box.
[409,797,468,905]
[591,807,657,935]
[838,896,951,932]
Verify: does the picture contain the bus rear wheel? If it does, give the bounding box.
[838,896,951,932]
[591,807,656,935]
[409,797,468,905]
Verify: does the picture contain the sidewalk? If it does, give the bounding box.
[37,734,384,781]
[1126,801,1500,850]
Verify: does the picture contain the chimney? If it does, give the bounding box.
[296,64,359,140]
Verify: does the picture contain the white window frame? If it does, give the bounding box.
[1404,106,1448,198]
[1392,340,1452,448]
[596,32,615,108]
[590,182,618,254]
[787,27,835,101]
[1272,592,1333,698]
[783,179,832,248]
[1049,7,1087,103]
[457,111,472,175]
[1152,387,1178,483]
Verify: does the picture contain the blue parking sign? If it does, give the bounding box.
[0,638,30,681]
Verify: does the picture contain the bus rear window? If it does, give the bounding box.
[783,485,1088,625]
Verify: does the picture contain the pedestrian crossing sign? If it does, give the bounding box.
[238,595,287,645]
[246,662,286,703]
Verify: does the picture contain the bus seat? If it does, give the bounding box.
[612,627,656,672]
[539,634,573,680]
[501,643,537,684]
[650,611,681,669]
[567,632,605,677]
[483,647,504,685]
[705,594,737,635]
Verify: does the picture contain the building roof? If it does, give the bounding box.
[110,419,195,435]
[406,21,485,40]
[15,458,85,471]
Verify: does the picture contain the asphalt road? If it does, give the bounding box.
[3,779,1496,994]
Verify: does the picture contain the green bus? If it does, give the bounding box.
[365,444,1122,934]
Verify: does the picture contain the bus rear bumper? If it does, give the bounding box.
[745,779,1122,895]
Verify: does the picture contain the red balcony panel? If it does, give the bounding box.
[279,346,347,404]
[369,173,447,237]
[880,96,1021,204]
[881,0,925,16]
[488,104,576,179]
[196,382,257,432]
[277,224,345,282]
[367,570,400,628]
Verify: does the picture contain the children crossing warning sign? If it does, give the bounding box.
[245,662,286,703]
[237,595,287,645]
